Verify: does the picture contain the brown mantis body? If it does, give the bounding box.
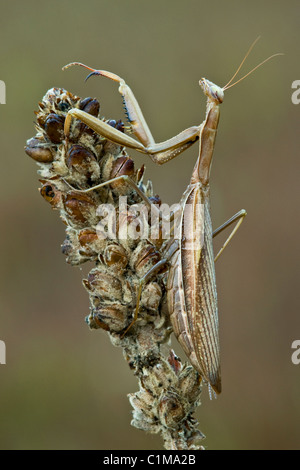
[61,43,280,394]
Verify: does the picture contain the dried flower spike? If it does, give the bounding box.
[26,86,204,450]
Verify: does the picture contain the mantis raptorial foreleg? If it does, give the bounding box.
[63,63,200,165]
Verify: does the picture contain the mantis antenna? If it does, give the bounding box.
[222,37,283,92]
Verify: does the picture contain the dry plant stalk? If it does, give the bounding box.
[25,87,204,450]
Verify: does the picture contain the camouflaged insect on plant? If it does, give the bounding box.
[25,87,204,450]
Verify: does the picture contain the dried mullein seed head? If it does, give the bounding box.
[129,394,161,433]
[25,137,54,163]
[27,86,205,449]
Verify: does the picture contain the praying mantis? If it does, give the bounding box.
[62,39,281,394]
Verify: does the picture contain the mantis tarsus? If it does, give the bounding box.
[62,39,282,394]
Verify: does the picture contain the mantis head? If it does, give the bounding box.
[199,79,224,104]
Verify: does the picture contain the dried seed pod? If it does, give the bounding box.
[135,164,145,186]
[63,191,97,227]
[110,156,135,178]
[117,208,141,250]
[79,97,100,116]
[85,311,110,331]
[41,88,80,117]
[168,350,182,375]
[75,97,101,136]
[61,227,101,265]
[66,144,97,168]
[109,156,135,195]
[44,113,65,143]
[107,119,125,133]
[83,268,123,301]
[131,242,162,278]
[61,228,89,265]
[57,101,71,112]
[39,182,63,209]
[178,367,202,403]
[103,243,128,273]
[129,389,154,413]
[142,361,175,392]
[25,137,54,163]
[158,393,186,428]
[140,282,162,312]
[78,228,99,246]
[88,303,129,332]
[66,144,100,184]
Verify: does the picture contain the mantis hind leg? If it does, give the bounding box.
[121,258,169,338]
[213,209,247,262]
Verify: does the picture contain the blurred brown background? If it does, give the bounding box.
[0,0,299,450]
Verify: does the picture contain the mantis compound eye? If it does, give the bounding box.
[210,85,224,103]
[199,78,224,104]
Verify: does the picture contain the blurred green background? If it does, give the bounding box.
[0,0,299,450]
